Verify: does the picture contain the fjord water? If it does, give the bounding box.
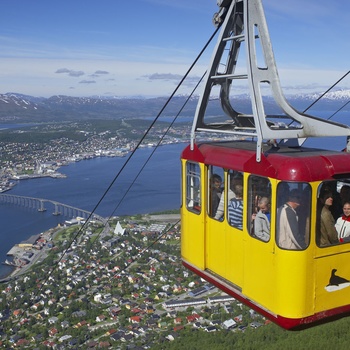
[0,143,182,278]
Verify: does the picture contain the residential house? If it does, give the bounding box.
[61,320,69,328]
[74,320,89,328]
[234,314,243,323]
[49,328,58,337]
[58,334,72,343]
[121,333,133,342]
[186,314,201,323]
[205,326,217,332]
[96,315,106,322]
[174,317,182,325]
[86,340,98,348]
[129,315,142,324]
[48,316,59,324]
[105,328,117,336]
[13,309,22,317]
[166,332,179,341]
[15,339,30,347]
[223,319,237,330]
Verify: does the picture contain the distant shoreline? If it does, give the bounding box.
[0,212,180,283]
[0,143,182,282]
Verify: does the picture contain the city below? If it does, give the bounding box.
[0,119,191,193]
[0,120,268,348]
[0,209,267,348]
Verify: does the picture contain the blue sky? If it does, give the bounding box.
[0,0,349,98]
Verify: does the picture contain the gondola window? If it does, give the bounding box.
[186,162,201,213]
[227,170,244,230]
[248,175,271,242]
[276,182,311,250]
[208,165,224,219]
[317,180,350,247]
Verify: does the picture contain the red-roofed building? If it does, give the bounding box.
[13,309,22,317]
[186,314,201,323]
[49,328,58,336]
[129,315,142,324]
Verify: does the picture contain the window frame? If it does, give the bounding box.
[207,165,224,219]
[227,170,244,230]
[185,161,201,214]
[247,175,271,242]
[276,181,311,251]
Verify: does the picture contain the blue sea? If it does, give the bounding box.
[0,143,183,278]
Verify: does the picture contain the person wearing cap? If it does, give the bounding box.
[277,189,306,250]
[319,190,339,247]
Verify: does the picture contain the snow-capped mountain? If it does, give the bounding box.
[0,90,349,123]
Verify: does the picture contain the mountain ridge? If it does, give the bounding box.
[1,90,349,123]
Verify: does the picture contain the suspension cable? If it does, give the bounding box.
[68,71,207,284]
[35,28,218,294]
[327,100,350,121]
[303,70,350,114]
[280,70,350,147]
[115,218,181,277]
[100,71,207,227]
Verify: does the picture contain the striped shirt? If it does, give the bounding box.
[228,198,243,229]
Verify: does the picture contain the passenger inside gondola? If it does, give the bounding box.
[228,183,243,229]
[248,175,271,240]
[214,171,242,220]
[317,190,339,247]
[339,186,350,211]
[277,189,307,250]
[209,174,222,217]
[253,196,271,241]
[340,185,350,201]
[335,201,350,242]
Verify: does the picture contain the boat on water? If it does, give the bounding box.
[2,259,17,267]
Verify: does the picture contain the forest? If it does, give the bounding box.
[152,315,350,349]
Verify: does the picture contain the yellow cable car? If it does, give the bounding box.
[181,0,350,329]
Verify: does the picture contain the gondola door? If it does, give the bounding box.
[206,167,245,288]
[243,175,276,310]
[206,166,227,278]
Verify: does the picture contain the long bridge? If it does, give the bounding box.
[0,193,106,224]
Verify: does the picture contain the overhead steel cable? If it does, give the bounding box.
[34,27,219,295]
[297,71,350,148]
[114,218,181,277]
[278,70,350,147]
[89,72,207,279]
[99,71,207,231]
[68,71,207,284]
[326,100,350,121]
[303,70,350,114]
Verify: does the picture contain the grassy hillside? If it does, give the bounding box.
[152,315,350,349]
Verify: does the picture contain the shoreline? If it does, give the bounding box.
[0,142,182,282]
[0,212,180,283]
[1,140,187,193]
[0,225,61,282]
